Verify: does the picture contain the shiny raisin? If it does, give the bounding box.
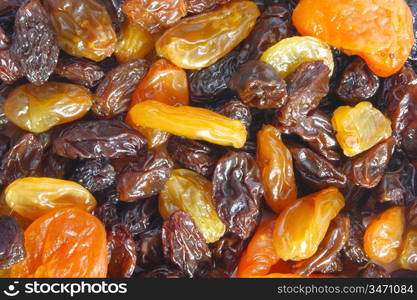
[54,58,105,88]
[0,216,25,270]
[107,223,136,278]
[69,159,116,193]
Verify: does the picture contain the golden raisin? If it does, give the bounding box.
[4,177,96,220]
[159,169,226,243]
[3,82,92,133]
[331,101,392,157]
[257,125,297,213]
[115,20,155,63]
[364,206,405,264]
[127,100,247,148]
[398,228,417,271]
[273,187,345,261]
[155,1,260,69]
[9,208,108,278]
[292,0,414,77]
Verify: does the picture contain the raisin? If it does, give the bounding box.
[336,57,379,105]
[288,142,347,190]
[69,159,116,193]
[277,61,330,127]
[137,265,185,278]
[167,136,219,178]
[0,46,21,84]
[215,100,252,130]
[293,215,349,276]
[0,134,10,158]
[4,177,96,220]
[359,263,391,278]
[93,188,120,230]
[42,151,72,179]
[210,233,247,276]
[54,58,105,88]
[0,133,43,186]
[187,48,240,103]
[257,125,297,213]
[212,151,263,239]
[44,0,117,61]
[119,197,159,237]
[342,213,369,265]
[156,1,259,69]
[228,60,287,109]
[107,223,136,278]
[162,211,212,278]
[238,4,294,63]
[53,120,147,160]
[10,0,58,86]
[117,146,174,202]
[0,216,25,270]
[122,0,187,34]
[135,227,163,269]
[92,59,149,119]
[279,109,340,162]
[185,0,230,14]
[344,137,396,189]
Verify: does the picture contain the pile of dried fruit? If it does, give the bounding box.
[0,0,416,278]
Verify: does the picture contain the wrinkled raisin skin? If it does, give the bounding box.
[69,159,116,193]
[54,58,105,88]
[0,216,25,270]
[212,151,263,239]
[107,224,136,278]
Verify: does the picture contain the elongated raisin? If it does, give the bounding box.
[0,216,25,270]
[135,227,163,269]
[107,223,136,278]
[10,0,58,86]
[69,159,116,193]
[215,100,252,130]
[54,58,105,88]
[212,151,263,239]
[92,59,149,119]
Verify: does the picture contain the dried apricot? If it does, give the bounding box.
[159,169,226,243]
[10,208,108,278]
[115,20,155,63]
[273,187,345,261]
[331,102,392,157]
[155,1,259,69]
[260,36,334,78]
[127,100,247,148]
[292,0,414,77]
[4,177,96,220]
[364,206,405,264]
[257,125,297,213]
[3,82,92,133]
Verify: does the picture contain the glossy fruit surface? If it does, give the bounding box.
[4,177,96,220]
[331,102,392,157]
[364,206,405,264]
[292,0,414,77]
[127,100,247,148]
[273,187,345,261]
[3,82,92,133]
[156,1,259,69]
[10,208,108,278]
[260,36,333,78]
[398,228,417,271]
[257,125,297,213]
[159,168,225,243]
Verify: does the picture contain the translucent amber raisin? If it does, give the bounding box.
[292,0,414,77]
[132,59,189,107]
[4,177,96,220]
[10,208,108,278]
[237,218,279,278]
[398,228,417,271]
[260,36,334,78]
[155,1,260,69]
[257,125,297,213]
[3,82,92,133]
[273,187,345,261]
[331,101,392,157]
[115,20,155,63]
[159,169,226,243]
[127,100,247,148]
[122,0,187,34]
[364,206,405,264]
[44,0,117,61]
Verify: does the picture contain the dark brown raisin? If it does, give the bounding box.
[92,59,149,119]
[136,265,185,278]
[54,58,105,88]
[162,211,212,278]
[135,227,163,269]
[107,223,137,278]
[343,213,369,265]
[10,0,58,85]
[53,120,147,160]
[69,159,116,193]
[93,188,120,230]
[0,216,25,269]
[185,0,230,14]
[359,263,391,278]
[119,197,159,237]
[212,151,263,239]
[215,100,252,130]
[228,60,287,109]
